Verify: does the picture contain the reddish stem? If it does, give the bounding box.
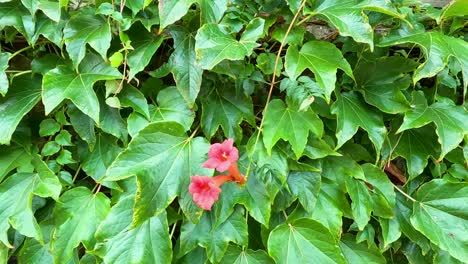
[228,162,246,185]
[212,175,234,186]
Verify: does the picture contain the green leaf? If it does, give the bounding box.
[311,181,350,237]
[56,149,76,165]
[198,0,228,24]
[105,122,211,225]
[0,75,41,145]
[440,0,468,21]
[0,52,9,95]
[395,194,431,254]
[331,91,386,155]
[63,7,112,68]
[214,167,272,226]
[339,234,385,263]
[31,13,65,46]
[378,31,468,95]
[387,123,439,179]
[362,163,395,218]
[267,218,346,264]
[380,216,401,247]
[158,0,195,30]
[0,144,32,182]
[195,18,265,69]
[306,0,407,50]
[169,27,203,106]
[288,171,321,213]
[80,133,122,183]
[51,187,110,264]
[262,99,324,159]
[39,118,60,137]
[354,56,418,114]
[220,245,274,264]
[42,53,122,124]
[17,221,54,264]
[98,92,128,143]
[101,212,172,264]
[127,24,163,80]
[22,0,60,21]
[67,104,96,150]
[284,41,353,102]
[201,86,254,141]
[0,1,34,42]
[397,91,468,159]
[179,208,248,263]
[41,141,60,156]
[126,0,151,16]
[344,177,372,230]
[55,130,73,146]
[117,84,150,119]
[0,172,59,247]
[127,87,195,136]
[410,179,468,262]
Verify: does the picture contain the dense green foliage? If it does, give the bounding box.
[0,0,467,263]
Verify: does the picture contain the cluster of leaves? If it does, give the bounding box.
[0,0,467,263]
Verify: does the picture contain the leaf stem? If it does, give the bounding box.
[72,164,82,183]
[246,0,308,180]
[392,183,416,202]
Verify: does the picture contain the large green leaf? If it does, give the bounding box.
[67,104,96,150]
[0,52,9,95]
[63,7,111,68]
[98,202,172,264]
[51,187,110,264]
[158,0,196,30]
[0,144,31,182]
[214,166,273,227]
[362,164,395,219]
[0,171,59,247]
[195,18,265,69]
[42,53,122,124]
[339,234,385,263]
[79,133,122,183]
[439,0,468,21]
[201,85,255,141]
[267,218,346,264]
[179,208,248,263]
[354,56,418,114]
[198,0,228,24]
[17,221,54,264]
[0,1,34,42]
[397,91,468,159]
[344,177,372,230]
[220,245,274,264]
[284,41,353,102]
[410,179,468,262]
[262,99,324,159]
[287,171,321,213]
[387,122,439,179]
[127,24,163,80]
[169,26,203,106]
[127,87,195,137]
[105,122,211,225]
[0,75,41,145]
[305,0,407,50]
[331,91,386,155]
[378,31,468,95]
[126,0,151,16]
[21,0,60,21]
[311,181,350,238]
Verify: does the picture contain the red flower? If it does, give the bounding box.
[189,175,233,210]
[203,138,239,172]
